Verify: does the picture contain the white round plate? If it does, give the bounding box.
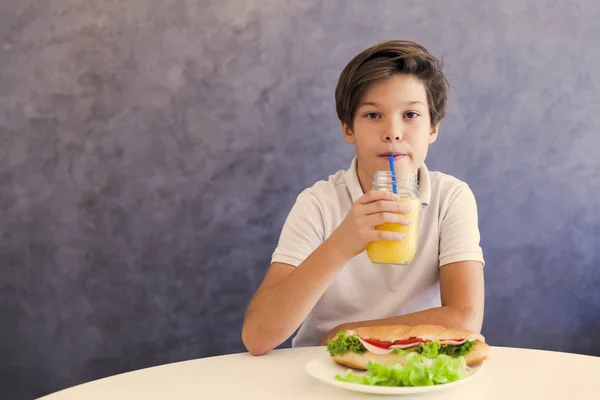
[305,354,484,395]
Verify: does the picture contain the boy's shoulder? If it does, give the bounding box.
[301,167,349,201]
[428,169,475,203]
[429,169,469,188]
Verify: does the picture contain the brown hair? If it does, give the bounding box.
[335,40,450,128]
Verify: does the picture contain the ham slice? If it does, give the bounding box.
[357,337,395,354]
[357,337,471,354]
[357,338,428,354]
[439,339,468,345]
[389,342,424,349]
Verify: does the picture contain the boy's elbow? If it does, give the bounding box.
[447,306,482,333]
[460,307,483,333]
[241,324,273,356]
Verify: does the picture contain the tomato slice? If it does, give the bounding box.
[362,338,392,349]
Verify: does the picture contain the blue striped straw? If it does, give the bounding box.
[388,154,397,194]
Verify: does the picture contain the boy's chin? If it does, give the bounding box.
[394,162,419,175]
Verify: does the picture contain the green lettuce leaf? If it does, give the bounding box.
[335,353,469,387]
[439,340,475,357]
[327,331,367,356]
[420,341,441,358]
[392,348,408,355]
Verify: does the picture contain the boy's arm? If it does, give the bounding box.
[317,260,484,345]
[242,190,412,356]
[241,237,351,356]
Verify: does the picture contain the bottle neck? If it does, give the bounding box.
[372,171,418,196]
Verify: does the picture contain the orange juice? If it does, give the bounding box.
[366,198,421,265]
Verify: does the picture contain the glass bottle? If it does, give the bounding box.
[365,171,421,265]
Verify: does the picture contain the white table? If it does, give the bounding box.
[39,346,600,399]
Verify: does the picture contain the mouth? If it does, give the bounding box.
[379,152,408,160]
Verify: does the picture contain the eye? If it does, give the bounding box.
[404,112,419,119]
[364,112,381,119]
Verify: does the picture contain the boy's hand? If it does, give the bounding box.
[329,190,412,259]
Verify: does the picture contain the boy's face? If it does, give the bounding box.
[342,73,439,191]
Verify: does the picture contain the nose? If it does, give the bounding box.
[382,115,403,142]
[385,133,402,141]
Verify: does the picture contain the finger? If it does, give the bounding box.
[365,212,412,226]
[362,199,412,215]
[368,230,406,242]
[357,190,400,204]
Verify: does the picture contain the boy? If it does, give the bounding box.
[242,40,485,355]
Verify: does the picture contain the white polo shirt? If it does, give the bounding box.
[271,157,485,348]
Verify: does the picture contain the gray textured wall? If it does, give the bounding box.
[1,1,599,399]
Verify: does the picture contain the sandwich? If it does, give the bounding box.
[326,324,490,370]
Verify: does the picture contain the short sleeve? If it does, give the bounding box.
[271,190,325,267]
[438,184,485,267]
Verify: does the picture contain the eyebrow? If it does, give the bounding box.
[357,100,427,108]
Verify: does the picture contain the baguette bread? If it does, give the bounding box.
[351,324,486,343]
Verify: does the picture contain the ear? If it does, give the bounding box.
[428,122,440,144]
[341,121,355,144]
